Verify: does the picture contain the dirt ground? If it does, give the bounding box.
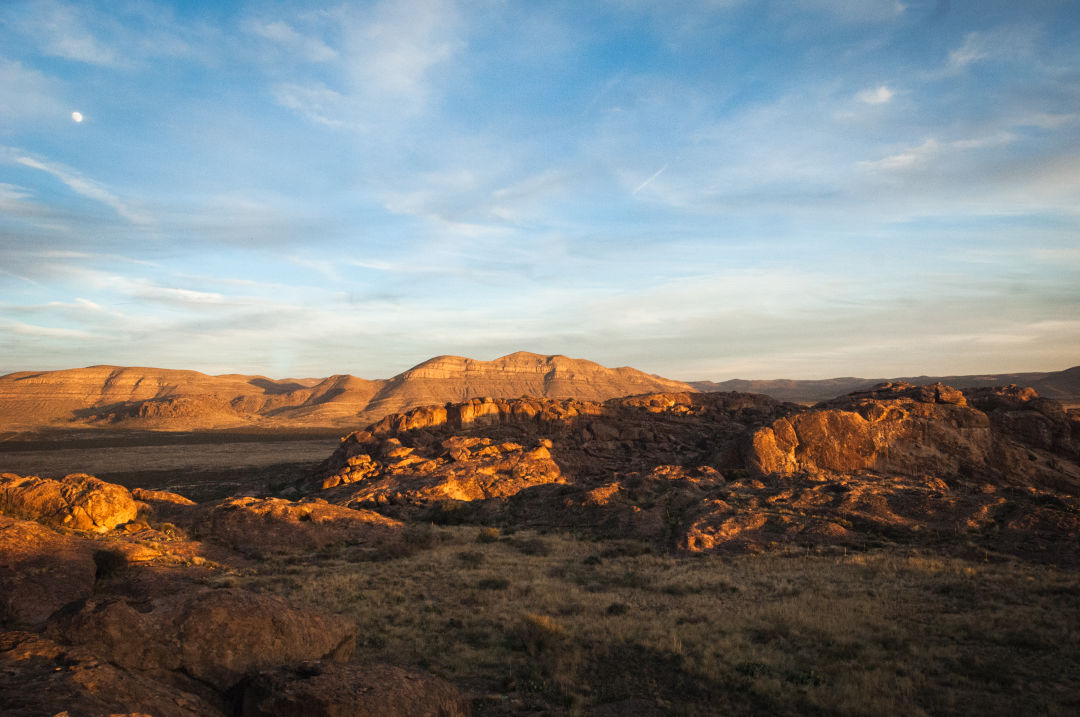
[0,429,341,501]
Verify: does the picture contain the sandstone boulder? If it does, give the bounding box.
[748,384,993,477]
[46,588,357,692]
[240,660,470,717]
[0,515,96,627]
[0,472,137,532]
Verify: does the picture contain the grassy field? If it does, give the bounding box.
[213,526,1080,716]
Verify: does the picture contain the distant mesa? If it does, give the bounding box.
[0,352,692,432]
[0,353,1076,432]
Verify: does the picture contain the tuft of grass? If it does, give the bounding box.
[476,526,500,543]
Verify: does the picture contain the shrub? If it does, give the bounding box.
[511,612,566,656]
[477,526,501,543]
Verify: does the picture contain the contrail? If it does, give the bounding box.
[633,164,668,195]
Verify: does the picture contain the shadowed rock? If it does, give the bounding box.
[194,496,403,557]
[0,516,96,627]
[0,630,228,717]
[46,587,356,692]
[241,661,469,717]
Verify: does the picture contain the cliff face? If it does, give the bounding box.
[0,353,694,431]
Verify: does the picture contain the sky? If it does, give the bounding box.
[1,0,1078,381]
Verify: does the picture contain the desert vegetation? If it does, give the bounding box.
[218,525,1080,716]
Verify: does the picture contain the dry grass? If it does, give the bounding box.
[218,527,1080,716]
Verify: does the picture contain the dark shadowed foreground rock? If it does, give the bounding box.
[0,630,227,717]
[0,515,96,627]
[47,587,356,691]
[194,496,404,557]
[0,472,137,532]
[241,660,469,717]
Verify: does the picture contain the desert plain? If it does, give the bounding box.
[1,353,1079,716]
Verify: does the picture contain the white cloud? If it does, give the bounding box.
[272,83,349,129]
[13,154,150,225]
[855,85,894,105]
[30,0,121,65]
[4,321,92,338]
[266,0,465,128]
[948,32,989,70]
[132,285,225,306]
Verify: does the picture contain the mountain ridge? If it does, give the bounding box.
[1,354,1077,432]
[0,352,693,431]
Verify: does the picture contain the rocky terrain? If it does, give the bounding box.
[1,379,1079,714]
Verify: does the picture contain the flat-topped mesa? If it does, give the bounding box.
[359,351,695,418]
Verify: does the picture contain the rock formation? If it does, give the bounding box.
[299,383,1080,564]
[192,496,404,557]
[0,515,97,627]
[0,472,138,533]
[241,661,469,717]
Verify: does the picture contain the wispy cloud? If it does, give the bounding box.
[0,58,65,122]
[18,0,122,66]
[4,321,92,339]
[12,153,150,225]
[858,139,939,171]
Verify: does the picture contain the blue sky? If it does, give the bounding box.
[1,0,1078,380]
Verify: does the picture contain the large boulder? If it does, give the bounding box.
[241,660,469,717]
[194,496,403,557]
[747,383,994,477]
[0,515,96,627]
[0,630,227,717]
[0,473,137,533]
[46,588,357,692]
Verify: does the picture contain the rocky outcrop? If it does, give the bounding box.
[747,383,1080,493]
[46,588,356,692]
[963,384,1080,457]
[0,472,138,533]
[194,496,403,557]
[0,516,96,627]
[312,392,792,510]
[747,383,994,478]
[0,630,228,717]
[241,661,470,717]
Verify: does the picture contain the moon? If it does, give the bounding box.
[71,111,83,123]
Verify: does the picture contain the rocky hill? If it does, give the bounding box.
[301,382,1080,562]
[0,353,692,431]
